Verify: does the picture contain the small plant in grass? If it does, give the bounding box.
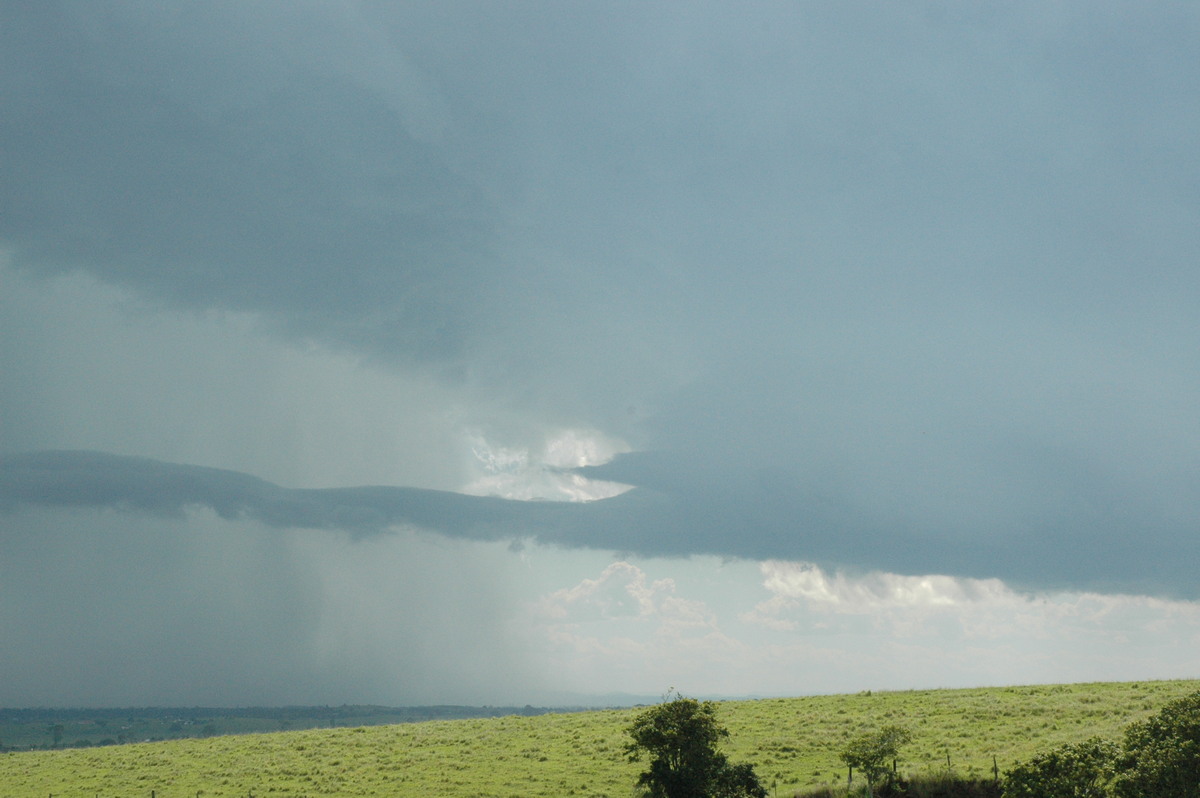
[839,725,912,797]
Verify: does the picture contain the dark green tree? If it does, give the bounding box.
[711,762,769,798]
[1112,691,1200,798]
[839,725,912,797]
[625,692,766,798]
[1002,736,1117,798]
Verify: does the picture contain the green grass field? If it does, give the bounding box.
[2,679,1196,798]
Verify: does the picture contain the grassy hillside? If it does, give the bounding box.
[2,679,1196,798]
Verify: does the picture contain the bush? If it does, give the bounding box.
[1112,691,1200,798]
[905,775,1002,798]
[1001,737,1117,798]
[796,775,1002,798]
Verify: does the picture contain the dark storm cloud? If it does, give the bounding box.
[4,449,1197,599]
[0,449,568,539]
[578,450,1200,599]
[1,1,492,362]
[3,1,1200,602]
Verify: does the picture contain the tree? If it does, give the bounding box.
[625,692,766,798]
[1002,737,1117,798]
[1112,691,1200,798]
[839,725,912,797]
[711,762,769,798]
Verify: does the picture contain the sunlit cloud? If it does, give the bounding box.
[461,429,632,502]
[530,560,746,694]
[523,557,1200,698]
[536,561,690,622]
[743,561,1200,651]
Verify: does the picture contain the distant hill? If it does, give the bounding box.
[0,703,605,751]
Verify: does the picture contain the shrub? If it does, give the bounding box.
[1112,691,1200,798]
[1001,736,1117,798]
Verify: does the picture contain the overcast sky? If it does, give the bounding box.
[2,1,1199,707]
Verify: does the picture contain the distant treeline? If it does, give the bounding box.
[0,704,592,751]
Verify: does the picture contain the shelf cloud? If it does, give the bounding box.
[4,448,1196,599]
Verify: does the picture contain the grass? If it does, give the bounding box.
[1,679,1196,798]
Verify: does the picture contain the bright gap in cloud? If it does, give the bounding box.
[460,428,633,502]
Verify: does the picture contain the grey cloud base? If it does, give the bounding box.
[2,449,1189,599]
[0,449,576,540]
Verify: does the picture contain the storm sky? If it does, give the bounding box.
[2,1,1199,707]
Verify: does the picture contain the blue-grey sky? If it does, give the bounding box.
[2,1,1199,706]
